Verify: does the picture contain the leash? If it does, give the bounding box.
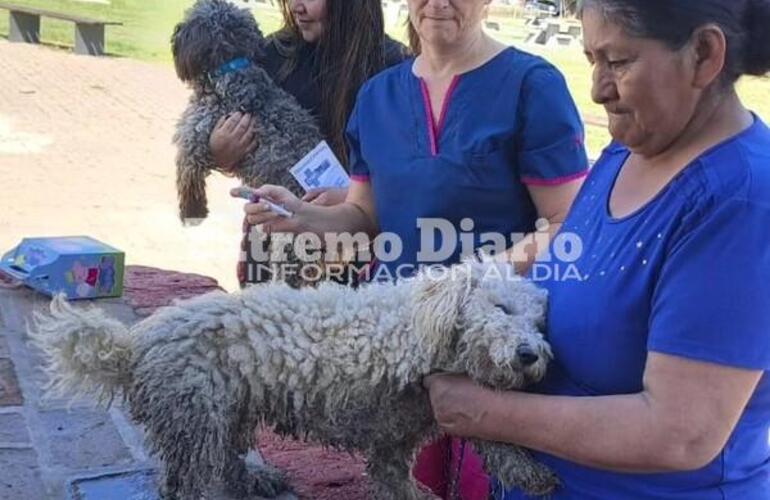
[448,438,467,500]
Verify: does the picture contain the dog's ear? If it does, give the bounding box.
[171,7,215,83]
[176,160,209,226]
[411,264,476,361]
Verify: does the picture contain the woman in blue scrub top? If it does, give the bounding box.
[241,0,588,497]
[422,0,770,499]
[241,0,588,277]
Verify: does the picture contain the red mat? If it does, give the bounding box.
[123,265,223,316]
[257,430,372,500]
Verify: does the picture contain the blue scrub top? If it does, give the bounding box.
[346,48,589,278]
[497,116,770,499]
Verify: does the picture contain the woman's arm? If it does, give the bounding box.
[241,179,377,239]
[424,352,761,473]
[499,179,583,274]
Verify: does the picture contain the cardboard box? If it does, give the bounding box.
[0,236,124,300]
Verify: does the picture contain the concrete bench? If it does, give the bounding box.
[0,2,121,56]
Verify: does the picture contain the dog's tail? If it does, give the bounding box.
[28,294,133,405]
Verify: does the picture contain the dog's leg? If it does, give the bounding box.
[223,396,289,498]
[473,440,559,497]
[173,108,219,224]
[156,450,207,500]
[157,466,179,500]
[223,449,288,499]
[144,400,215,500]
[135,371,235,499]
[366,445,436,500]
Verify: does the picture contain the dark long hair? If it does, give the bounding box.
[271,0,391,165]
[578,0,770,82]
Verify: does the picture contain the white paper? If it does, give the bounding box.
[290,141,349,192]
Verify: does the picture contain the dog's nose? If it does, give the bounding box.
[516,346,539,367]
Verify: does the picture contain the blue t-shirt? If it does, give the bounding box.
[346,48,588,278]
[498,116,770,499]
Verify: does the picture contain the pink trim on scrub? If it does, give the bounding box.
[419,75,461,156]
[521,169,589,186]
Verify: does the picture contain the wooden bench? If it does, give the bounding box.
[0,2,121,56]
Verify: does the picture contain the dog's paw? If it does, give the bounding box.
[244,465,290,498]
[514,463,560,497]
[370,482,439,500]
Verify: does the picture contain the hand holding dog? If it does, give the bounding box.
[423,373,491,439]
[210,112,258,174]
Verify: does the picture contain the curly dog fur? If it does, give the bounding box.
[30,261,558,499]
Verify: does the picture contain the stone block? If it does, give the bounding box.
[69,469,159,500]
[0,448,45,500]
[39,409,133,470]
[0,413,30,444]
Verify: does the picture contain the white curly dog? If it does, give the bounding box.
[31,261,557,500]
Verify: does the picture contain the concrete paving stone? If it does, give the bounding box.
[39,409,134,471]
[0,288,40,334]
[68,469,298,500]
[0,40,243,293]
[0,413,30,444]
[0,359,23,407]
[34,394,96,412]
[13,337,95,410]
[0,447,46,500]
[68,469,159,500]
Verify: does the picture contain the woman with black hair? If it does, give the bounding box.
[210,0,406,286]
[419,0,770,498]
[212,0,405,170]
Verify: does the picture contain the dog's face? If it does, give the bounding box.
[413,261,552,390]
[171,0,265,84]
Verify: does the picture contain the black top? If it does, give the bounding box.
[259,36,408,130]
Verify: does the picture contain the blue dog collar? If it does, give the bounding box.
[210,57,251,78]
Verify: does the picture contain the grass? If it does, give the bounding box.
[1,1,767,156]
[0,0,163,61]
[0,0,283,62]
[543,58,769,156]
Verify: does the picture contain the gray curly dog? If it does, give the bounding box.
[31,261,558,499]
[172,0,323,286]
[172,0,317,221]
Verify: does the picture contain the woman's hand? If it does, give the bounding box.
[423,373,490,438]
[234,184,305,234]
[302,187,349,207]
[210,112,258,175]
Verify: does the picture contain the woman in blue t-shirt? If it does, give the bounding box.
[423,0,770,498]
[240,0,589,497]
